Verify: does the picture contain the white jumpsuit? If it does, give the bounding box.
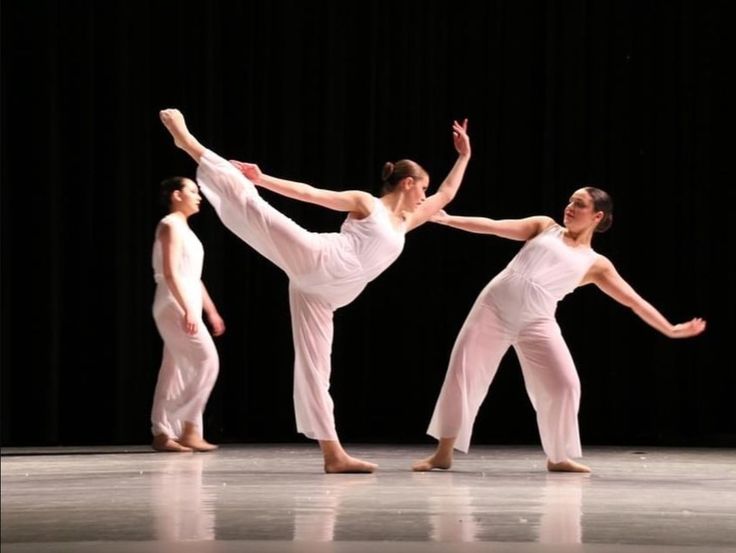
[151,215,219,439]
[196,150,405,441]
[427,224,598,462]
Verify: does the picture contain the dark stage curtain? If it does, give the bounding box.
[1,0,733,448]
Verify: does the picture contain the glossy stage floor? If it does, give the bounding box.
[1,444,735,553]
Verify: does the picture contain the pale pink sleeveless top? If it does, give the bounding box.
[152,215,204,314]
[485,224,598,321]
[296,197,405,308]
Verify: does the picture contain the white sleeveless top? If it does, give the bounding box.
[296,197,406,308]
[340,197,406,282]
[485,224,598,321]
[152,215,204,314]
[506,224,598,300]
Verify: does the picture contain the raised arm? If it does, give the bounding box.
[404,119,471,231]
[230,160,374,217]
[584,255,706,338]
[432,212,555,241]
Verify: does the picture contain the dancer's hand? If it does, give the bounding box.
[182,311,198,336]
[452,119,470,157]
[430,209,450,224]
[670,317,706,338]
[207,311,226,337]
[230,160,262,183]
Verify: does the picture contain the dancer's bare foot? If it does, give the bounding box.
[547,459,592,473]
[179,423,218,452]
[412,453,453,472]
[152,434,193,453]
[159,108,205,161]
[159,109,189,148]
[179,437,218,452]
[412,438,456,471]
[320,440,376,473]
[324,455,377,474]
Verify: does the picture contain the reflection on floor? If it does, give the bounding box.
[2,444,735,553]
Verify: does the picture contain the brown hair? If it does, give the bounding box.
[584,186,613,233]
[380,159,427,195]
[159,176,188,209]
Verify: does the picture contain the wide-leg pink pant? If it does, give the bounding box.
[427,297,582,463]
[197,150,353,442]
[151,300,219,439]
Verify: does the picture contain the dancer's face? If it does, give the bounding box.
[563,189,602,233]
[403,175,429,211]
[173,178,202,216]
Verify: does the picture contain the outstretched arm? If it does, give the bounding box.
[405,119,471,231]
[432,211,555,241]
[230,160,374,217]
[584,255,706,338]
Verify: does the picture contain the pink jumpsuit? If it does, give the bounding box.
[196,150,405,441]
[427,224,598,462]
[151,216,219,439]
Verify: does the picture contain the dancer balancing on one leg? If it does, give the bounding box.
[413,188,706,473]
[151,177,226,452]
[160,108,471,473]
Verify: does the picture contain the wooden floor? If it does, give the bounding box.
[2,444,735,553]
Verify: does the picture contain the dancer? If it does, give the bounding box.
[413,188,706,472]
[151,177,226,452]
[159,108,470,472]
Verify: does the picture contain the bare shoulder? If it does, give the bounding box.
[594,253,614,269]
[348,190,377,218]
[537,216,557,230]
[156,215,182,239]
[586,254,615,280]
[527,216,556,237]
[356,190,375,211]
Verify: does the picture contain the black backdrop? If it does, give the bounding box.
[2,0,734,448]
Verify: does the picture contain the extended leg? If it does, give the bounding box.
[160,109,206,163]
[160,108,326,280]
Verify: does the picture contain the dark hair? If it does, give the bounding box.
[380,159,427,195]
[584,186,613,233]
[159,176,188,209]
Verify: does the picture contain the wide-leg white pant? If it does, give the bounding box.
[196,150,352,442]
[427,297,582,462]
[151,300,219,439]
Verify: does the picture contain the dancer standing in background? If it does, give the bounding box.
[151,176,225,452]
